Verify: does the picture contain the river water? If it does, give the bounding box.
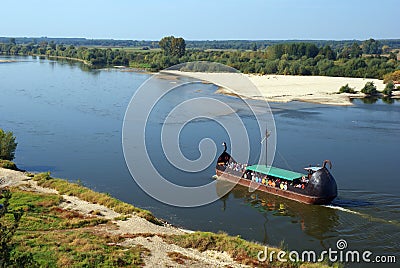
[1,56,399,265]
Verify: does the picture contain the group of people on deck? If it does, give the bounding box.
[225,161,247,173]
[223,161,309,190]
[244,170,290,190]
[294,176,309,189]
[225,161,309,190]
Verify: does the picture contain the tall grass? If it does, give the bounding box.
[5,188,145,267]
[165,231,267,266]
[7,189,109,231]
[32,172,162,225]
[15,230,145,267]
[165,232,335,268]
[0,159,18,170]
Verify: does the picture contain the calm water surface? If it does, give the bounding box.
[1,56,399,264]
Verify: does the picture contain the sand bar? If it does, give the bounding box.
[163,71,388,106]
[0,59,17,63]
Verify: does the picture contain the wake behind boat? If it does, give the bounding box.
[215,142,337,205]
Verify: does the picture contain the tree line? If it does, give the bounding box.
[3,37,400,51]
[1,37,399,79]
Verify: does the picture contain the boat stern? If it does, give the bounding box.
[306,164,337,204]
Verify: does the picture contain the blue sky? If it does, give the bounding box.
[1,0,398,40]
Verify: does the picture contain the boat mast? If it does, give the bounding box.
[261,129,271,166]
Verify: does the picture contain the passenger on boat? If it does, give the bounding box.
[301,176,309,183]
[294,183,305,189]
[225,161,248,173]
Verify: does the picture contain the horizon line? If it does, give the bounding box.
[2,36,400,42]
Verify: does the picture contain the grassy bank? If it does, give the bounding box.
[3,188,145,267]
[164,232,338,267]
[0,159,18,170]
[31,172,161,225]
[1,167,336,267]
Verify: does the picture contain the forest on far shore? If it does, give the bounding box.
[1,37,399,79]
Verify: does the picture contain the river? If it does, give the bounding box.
[1,56,399,265]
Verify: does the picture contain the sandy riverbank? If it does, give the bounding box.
[163,71,388,106]
[0,59,17,63]
[0,167,247,267]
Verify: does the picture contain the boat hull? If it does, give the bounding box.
[215,169,336,205]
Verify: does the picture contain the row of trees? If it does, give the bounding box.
[1,38,399,79]
[5,37,400,52]
[266,43,321,60]
[0,42,131,66]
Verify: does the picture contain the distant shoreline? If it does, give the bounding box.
[33,54,93,66]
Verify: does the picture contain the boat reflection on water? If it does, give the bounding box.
[216,179,340,247]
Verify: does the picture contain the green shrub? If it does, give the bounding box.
[339,84,356,93]
[382,81,394,96]
[361,81,378,95]
[0,129,17,161]
[0,160,18,170]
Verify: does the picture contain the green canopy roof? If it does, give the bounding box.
[246,165,305,181]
